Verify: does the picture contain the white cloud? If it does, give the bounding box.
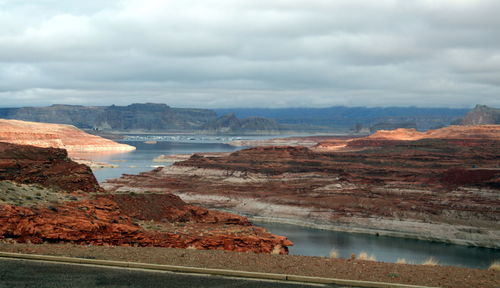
[0,0,498,108]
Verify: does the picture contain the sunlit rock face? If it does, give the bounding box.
[0,119,135,156]
[0,142,291,254]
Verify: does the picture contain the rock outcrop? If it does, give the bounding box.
[0,195,291,254]
[0,142,101,192]
[202,113,281,134]
[461,105,500,125]
[365,125,500,141]
[0,119,135,155]
[0,142,291,254]
[104,125,500,248]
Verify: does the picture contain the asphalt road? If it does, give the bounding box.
[0,258,347,288]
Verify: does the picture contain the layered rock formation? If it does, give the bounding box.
[0,119,135,155]
[315,125,500,151]
[0,142,101,192]
[0,142,291,254]
[365,125,500,141]
[104,125,500,248]
[0,195,291,253]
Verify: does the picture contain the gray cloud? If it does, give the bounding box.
[0,0,499,108]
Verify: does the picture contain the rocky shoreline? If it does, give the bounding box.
[104,125,500,249]
[174,191,500,249]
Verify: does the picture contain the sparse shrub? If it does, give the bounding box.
[329,249,338,259]
[358,252,376,261]
[271,245,282,255]
[387,272,400,278]
[25,196,33,200]
[422,257,439,266]
[358,252,369,260]
[488,261,500,271]
[350,253,356,260]
[396,258,407,264]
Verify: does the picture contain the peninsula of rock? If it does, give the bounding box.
[0,119,135,155]
[104,125,500,248]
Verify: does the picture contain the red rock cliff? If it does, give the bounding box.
[0,142,101,192]
[0,119,135,155]
[0,142,292,254]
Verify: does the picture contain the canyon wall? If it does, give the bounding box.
[104,125,500,248]
[0,142,291,254]
[0,119,135,155]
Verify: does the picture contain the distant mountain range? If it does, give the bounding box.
[0,103,497,134]
[0,103,281,134]
[215,106,471,132]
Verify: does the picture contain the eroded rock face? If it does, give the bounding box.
[0,142,101,192]
[365,125,500,141]
[0,195,292,254]
[0,142,291,254]
[104,127,500,248]
[0,119,135,155]
[108,193,250,225]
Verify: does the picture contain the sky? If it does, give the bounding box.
[0,0,499,108]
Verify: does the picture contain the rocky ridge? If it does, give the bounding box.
[0,103,283,134]
[104,125,500,248]
[0,142,292,254]
[0,119,135,155]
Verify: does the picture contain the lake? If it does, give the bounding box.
[84,136,499,269]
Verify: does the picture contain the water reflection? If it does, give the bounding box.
[84,141,240,182]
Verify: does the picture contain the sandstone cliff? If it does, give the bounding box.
[104,126,500,248]
[0,142,101,192]
[0,119,135,155]
[366,125,500,141]
[0,142,291,254]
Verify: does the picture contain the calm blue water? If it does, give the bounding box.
[83,137,499,269]
[258,222,499,269]
[87,141,242,182]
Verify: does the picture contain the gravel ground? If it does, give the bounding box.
[0,243,498,288]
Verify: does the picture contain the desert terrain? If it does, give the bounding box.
[104,125,500,248]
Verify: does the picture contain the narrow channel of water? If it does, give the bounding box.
[258,222,499,269]
[82,137,499,269]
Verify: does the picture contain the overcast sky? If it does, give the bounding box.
[0,0,499,108]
